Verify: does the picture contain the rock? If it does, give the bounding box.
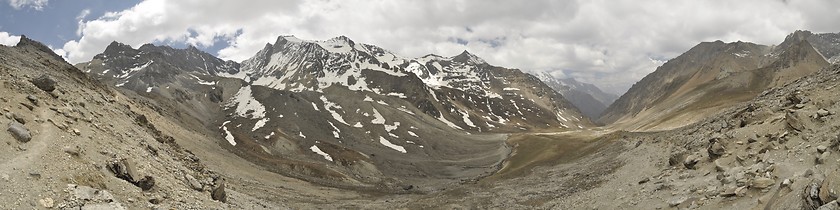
[667,196,687,207]
[136,176,155,191]
[108,159,153,190]
[748,133,759,143]
[786,111,805,131]
[752,177,775,189]
[7,121,31,142]
[63,145,80,156]
[796,104,807,109]
[669,149,687,166]
[211,179,227,203]
[708,142,726,158]
[818,109,831,117]
[38,197,53,208]
[12,113,26,124]
[782,179,793,188]
[818,145,829,153]
[185,174,202,191]
[31,74,56,92]
[714,159,729,172]
[638,177,650,185]
[735,186,748,197]
[26,95,39,106]
[805,182,823,210]
[721,187,738,197]
[818,201,840,210]
[72,128,81,136]
[684,154,701,169]
[820,172,840,204]
[817,152,831,164]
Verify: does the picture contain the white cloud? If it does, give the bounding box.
[63,0,840,94]
[0,32,21,46]
[8,0,48,11]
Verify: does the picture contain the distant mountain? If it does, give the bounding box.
[776,30,840,63]
[534,72,618,120]
[600,30,831,131]
[77,35,589,191]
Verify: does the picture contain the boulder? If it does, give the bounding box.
[31,74,56,92]
[818,201,840,210]
[7,121,31,142]
[786,111,805,131]
[667,196,687,207]
[708,142,726,158]
[108,158,153,190]
[12,113,26,124]
[108,159,140,183]
[684,154,701,169]
[752,177,775,189]
[185,173,203,191]
[820,172,840,204]
[211,179,227,202]
[818,109,831,117]
[26,95,39,106]
[818,145,829,153]
[136,176,155,191]
[805,182,823,210]
[817,152,831,165]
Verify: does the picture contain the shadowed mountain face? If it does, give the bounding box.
[535,72,618,120]
[76,35,589,192]
[599,31,832,131]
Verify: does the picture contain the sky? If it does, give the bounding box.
[1,0,839,94]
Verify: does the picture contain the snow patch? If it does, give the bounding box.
[221,121,236,146]
[252,118,269,131]
[437,114,463,130]
[379,136,406,153]
[371,108,385,124]
[309,145,333,161]
[226,86,267,119]
[320,96,349,125]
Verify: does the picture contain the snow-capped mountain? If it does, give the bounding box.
[226,35,589,132]
[77,35,589,191]
[535,72,618,119]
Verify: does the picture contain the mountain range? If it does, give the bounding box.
[75,35,589,191]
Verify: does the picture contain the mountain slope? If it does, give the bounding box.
[600,32,830,131]
[535,72,618,119]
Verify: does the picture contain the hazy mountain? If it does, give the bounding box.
[535,72,618,120]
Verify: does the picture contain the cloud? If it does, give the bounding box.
[0,32,21,46]
[8,0,48,11]
[63,0,840,94]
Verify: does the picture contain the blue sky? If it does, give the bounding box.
[0,0,139,50]
[1,0,838,95]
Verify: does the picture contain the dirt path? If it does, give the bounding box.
[0,108,56,173]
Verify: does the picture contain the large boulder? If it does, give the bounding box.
[211,179,227,203]
[31,74,56,92]
[7,121,31,142]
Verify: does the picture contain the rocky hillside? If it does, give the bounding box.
[535,72,618,120]
[0,36,265,209]
[600,31,831,131]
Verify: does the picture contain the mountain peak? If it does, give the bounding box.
[104,41,135,53]
[451,50,486,64]
[15,35,64,61]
